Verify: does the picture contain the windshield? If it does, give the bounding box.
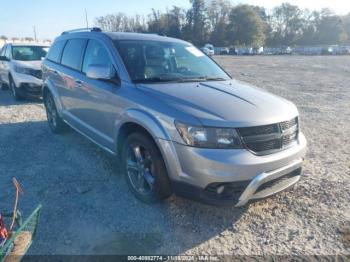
[114,40,230,83]
[12,46,49,61]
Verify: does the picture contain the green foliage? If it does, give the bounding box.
[268,3,304,45]
[183,0,209,45]
[227,5,266,47]
[94,1,350,47]
[148,7,185,38]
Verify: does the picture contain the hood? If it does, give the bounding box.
[12,60,42,70]
[137,79,298,127]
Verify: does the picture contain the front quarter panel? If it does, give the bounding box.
[115,108,171,142]
[115,107,184,182]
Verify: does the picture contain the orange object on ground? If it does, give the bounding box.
[0,215,8,240]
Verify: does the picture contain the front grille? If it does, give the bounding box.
[237,117,299,155]
[29,69,42,79]
[238,124,278,136]
[280,117,298,131]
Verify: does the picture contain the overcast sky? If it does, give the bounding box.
[0,0,349,40]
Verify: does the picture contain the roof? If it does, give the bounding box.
[103,32,187,43]
[55,29,189,45]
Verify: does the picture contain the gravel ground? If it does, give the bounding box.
[0,56,349,256]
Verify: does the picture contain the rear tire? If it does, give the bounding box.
[43,90,67,134]
[9,77,22,100]
[121,132,172,203]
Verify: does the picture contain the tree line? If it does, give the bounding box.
[0,36,51,43]
[94,0,350,47]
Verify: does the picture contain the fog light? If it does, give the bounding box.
[216,185,225,194]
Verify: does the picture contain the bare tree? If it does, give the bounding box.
[11,37,19,42]
[95,12,147,32]
[0,35,8,42]
[24,36,34,42]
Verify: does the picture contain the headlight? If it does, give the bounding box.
[175,121,243,149]
[14,65,32,75]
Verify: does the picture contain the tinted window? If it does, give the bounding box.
[82,40,112,73]
[47,40,66,63]
[61,39,86,70]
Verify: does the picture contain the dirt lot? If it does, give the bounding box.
[0,56,349,256]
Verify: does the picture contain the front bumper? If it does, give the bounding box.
[157,132,307,206]
[12,72,43,98]
[17,83,42,98]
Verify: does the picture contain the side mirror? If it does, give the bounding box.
[86,64,114,81]
[0,56,9,61]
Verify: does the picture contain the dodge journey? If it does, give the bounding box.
[42,28,307,206]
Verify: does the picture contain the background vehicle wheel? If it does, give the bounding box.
[122,132,172,203]
[0,77,8,90]
[44,91,67,134]
[9,77,22,100]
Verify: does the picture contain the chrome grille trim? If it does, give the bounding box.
[237,117,299,155]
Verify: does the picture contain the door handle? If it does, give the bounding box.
[75,80,83,87]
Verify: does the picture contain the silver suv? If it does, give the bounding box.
[42,28,307,206]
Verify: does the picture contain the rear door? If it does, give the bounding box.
[44,39,67,108]
[58,38,87,125]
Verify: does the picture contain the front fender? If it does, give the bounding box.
[114,108,182,181]
[115,108,171,142]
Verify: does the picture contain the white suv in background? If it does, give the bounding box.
[0,43,49,100]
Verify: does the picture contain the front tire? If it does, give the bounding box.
[43,90,67,134]
[9,77,22,100]
[121,132,172,203]
[0,77,8,90]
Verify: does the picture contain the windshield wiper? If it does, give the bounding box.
[178,76,227,83]
[134,76,228,83]
[203,77,227,81]
[133,77,180,83]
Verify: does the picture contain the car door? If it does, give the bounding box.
[73,39,121,149]
[44,40,67,105]
[0,45,11,84]
[57,38,87,125]
[0,45,6,81]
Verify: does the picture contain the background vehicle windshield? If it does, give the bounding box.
[12,46,49,61]
[114,40,230,83]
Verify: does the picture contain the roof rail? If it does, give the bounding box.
[61,27,102,35]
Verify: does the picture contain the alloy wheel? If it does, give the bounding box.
[45,94,57,129]
[126,143,156,195]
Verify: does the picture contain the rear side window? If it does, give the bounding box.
[47,40,66,63]
[61,39,86,70]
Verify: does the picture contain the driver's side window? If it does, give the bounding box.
[82,40,113,74]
